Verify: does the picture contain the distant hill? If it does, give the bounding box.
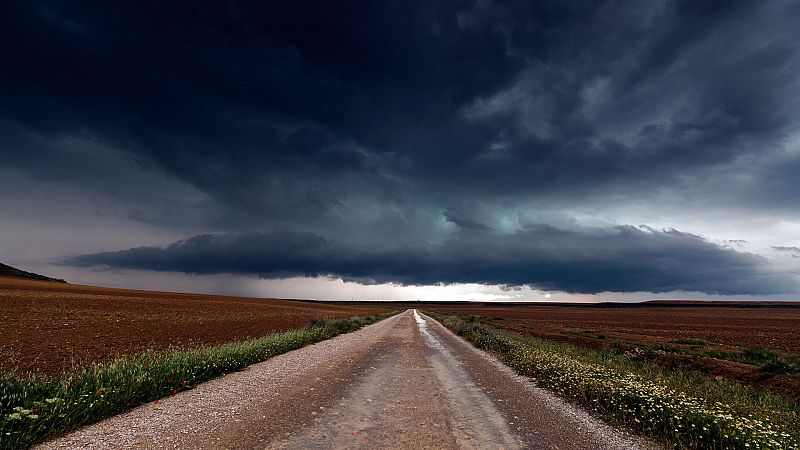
[0,262,66,283]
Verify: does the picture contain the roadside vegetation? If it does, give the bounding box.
[469,311,800,403]
[558,324,800,378]
[705,347,798,376]
[0,312,396,449]
[429,312,800,449]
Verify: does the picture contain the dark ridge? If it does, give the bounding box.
[0,262,66,283]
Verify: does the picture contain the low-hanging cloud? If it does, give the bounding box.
[66,225,795,295]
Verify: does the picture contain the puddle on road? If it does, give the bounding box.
[413,309,426,325]
[413,310,521,449]
[413,309,441,350]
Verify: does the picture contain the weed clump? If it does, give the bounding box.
[706,346,797,375]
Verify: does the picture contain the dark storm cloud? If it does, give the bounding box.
[3,1,800,294]
[443,209,494,231]
[4,1,799,209]
[67,226,795,295]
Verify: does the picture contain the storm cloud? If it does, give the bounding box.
[67,226,794,295]
[3,1,800,297]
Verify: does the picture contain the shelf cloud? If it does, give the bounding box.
[67,226,795,295]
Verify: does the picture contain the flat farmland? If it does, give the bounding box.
[0,277,391,375]
[421,302,800,352]
[420,302,800,401]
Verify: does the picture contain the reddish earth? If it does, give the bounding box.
[0,277,391,375]
[419,302,800,402]
[420,302,800,352]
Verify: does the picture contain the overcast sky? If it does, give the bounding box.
[2,0,800,301]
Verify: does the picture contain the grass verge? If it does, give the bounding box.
[428,312,800,449]
[704,347,798,375]
[0,311,397,449]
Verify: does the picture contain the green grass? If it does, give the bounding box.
[428,311,800,449]
[705,347,798,375]
[0,312,397,449]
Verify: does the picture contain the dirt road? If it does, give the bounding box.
[41,311,644,449]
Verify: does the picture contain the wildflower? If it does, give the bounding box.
[154,399,159,405]
[97,388,104,396]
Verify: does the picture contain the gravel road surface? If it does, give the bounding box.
[40,310,646,449]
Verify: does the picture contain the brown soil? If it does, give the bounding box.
[421,303,800,351]
[420,303,800,403]
[0,277,390,375]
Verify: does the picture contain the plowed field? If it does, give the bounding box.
[420,302,800,401]
[0,277,391,375]
[422,302,800,352]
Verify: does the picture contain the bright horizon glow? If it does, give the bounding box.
[30,264,800,303]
